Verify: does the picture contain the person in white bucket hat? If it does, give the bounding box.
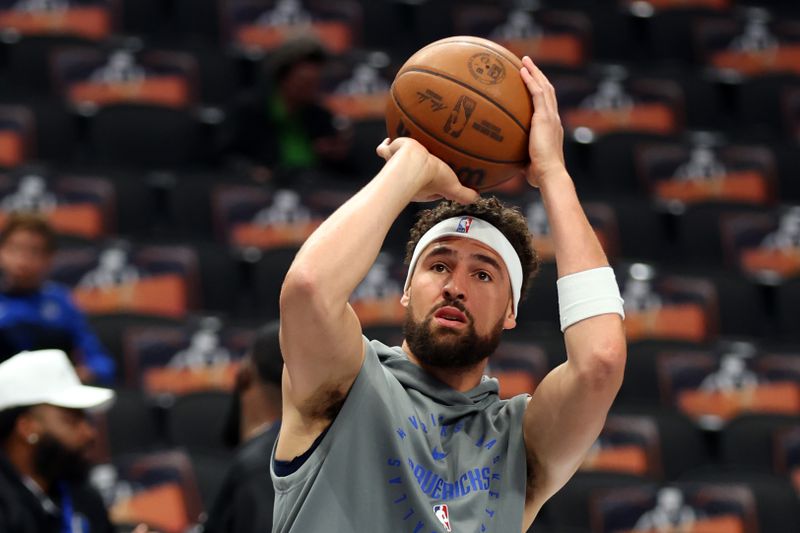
[0,349,115,532]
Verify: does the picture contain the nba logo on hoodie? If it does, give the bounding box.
[433,504,452,532]
[456,217,473,234]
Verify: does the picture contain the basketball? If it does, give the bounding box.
[386,36,534,192]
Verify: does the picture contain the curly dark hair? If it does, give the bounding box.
[405,197,540,301]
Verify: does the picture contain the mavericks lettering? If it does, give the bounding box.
[407,457,491,501]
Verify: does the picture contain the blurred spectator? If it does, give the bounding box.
[0,213,115,384]
[203,321,283,533]
[0,349,115,532]
[227,36,352,178]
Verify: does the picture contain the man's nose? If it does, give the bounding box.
[442,270,467,301]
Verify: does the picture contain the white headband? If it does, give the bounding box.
[403,216,523,315]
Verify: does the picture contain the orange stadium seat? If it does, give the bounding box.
[122,319,253,396]
[51,47,200,112]
[584,407,708,481]
[104,450,205,533]
[677,467,800,533]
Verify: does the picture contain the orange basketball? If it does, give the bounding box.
[386,36,533,191]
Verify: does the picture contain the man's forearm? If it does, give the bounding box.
[538,168,625,371]
[538,169,609,277]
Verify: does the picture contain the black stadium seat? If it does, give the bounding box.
[545,472,654,532]
[720,413,800,473]
[167,391,234,454]
[678,467,800,533]
[102,388,163,457]
[88,104,209,168]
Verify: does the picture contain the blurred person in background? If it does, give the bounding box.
[0,213,115,384]
[203,321,283,533]
[0,349,115,532]
[227,35,352,180]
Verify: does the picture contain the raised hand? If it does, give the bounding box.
[519,56,567,188]
[376,137,479,204]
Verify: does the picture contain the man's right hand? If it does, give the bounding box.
[376,137,479,204]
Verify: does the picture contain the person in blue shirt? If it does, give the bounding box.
[0,213,115,385]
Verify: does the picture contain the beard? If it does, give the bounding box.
[403,298,505,370]
[33,432,93,484]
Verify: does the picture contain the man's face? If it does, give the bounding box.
[401,238,516,369]
[281,61,323,107]
[0,229,52,291]
[26,405,98,483]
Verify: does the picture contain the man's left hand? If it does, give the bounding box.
[519,56,567,188]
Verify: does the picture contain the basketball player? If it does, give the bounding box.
[273,56,626,531]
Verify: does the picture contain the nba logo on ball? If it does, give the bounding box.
[456,217,473,234]
[468,53,506,85]
[433,504,452,531]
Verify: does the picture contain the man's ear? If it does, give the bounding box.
[400,288,410,308]
[503,300,517,330]
[16,411,41,444]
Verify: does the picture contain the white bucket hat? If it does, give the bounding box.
[0,350,115,411]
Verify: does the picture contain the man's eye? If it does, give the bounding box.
[476,271,492,282]
[432,263,447,273]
